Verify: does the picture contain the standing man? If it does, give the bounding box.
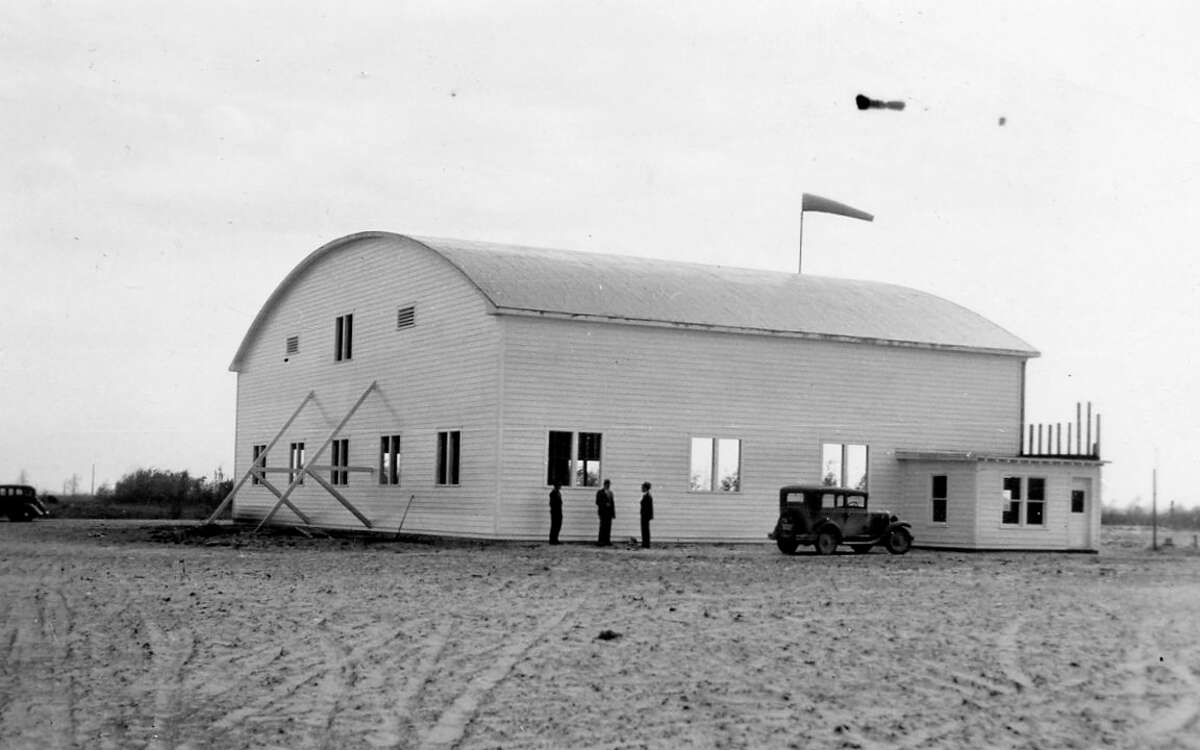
[639,481,654,549]
[595,479,615,547]
[548,482,563,545]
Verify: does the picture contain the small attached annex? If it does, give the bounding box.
[223,231,1102,551]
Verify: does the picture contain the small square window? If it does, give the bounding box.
[1071,490,1086,513]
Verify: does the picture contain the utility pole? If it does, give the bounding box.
[1152,468,1158,551]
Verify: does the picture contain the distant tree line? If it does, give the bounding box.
[96,468,234,519]
[1102,502,1200,530]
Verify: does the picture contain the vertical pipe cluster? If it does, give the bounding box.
[1020,402,1100,459]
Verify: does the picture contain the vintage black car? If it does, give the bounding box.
[0,485,51,522]
[770,485,912,555]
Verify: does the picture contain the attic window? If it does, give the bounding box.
[286,336,299,355]
[335,314,353,361]
[397,306,416,329]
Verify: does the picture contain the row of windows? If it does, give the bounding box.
[254,437,1093,525]
[252,433,860,492]
[250,431,460,487]
[282,307,417,362]
[928,474,1087,525]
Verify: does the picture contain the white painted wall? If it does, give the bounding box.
[231,235,1052,545]
[971,462,1102,551]
[233,235,502,535]
[493,315,1025,542]
[898,461,980,548]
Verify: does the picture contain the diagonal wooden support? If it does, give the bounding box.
[257,476,314,526]
[255,381,378,531]
[204,390,315,524]
[304,469,373,529]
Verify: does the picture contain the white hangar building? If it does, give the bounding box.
[224,231,1103,551]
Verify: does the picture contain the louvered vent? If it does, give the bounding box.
[286,336,300,355]
[397,306,416,329]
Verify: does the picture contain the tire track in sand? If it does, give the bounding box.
[994,618,1034,694]
[0,572,80,748]
[419,603,578,750]
[144,618,197,750]
[1133,615,1200,746]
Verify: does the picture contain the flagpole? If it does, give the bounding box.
[797,193,874,276]
[798,209,805,274]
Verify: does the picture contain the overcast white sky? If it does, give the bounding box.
[2,1,1197,508]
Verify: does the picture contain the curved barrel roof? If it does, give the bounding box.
[230,231,1037,371]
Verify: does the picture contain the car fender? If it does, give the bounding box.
[813,520,842,540]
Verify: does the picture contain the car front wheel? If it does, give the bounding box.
[885,528,912,555]
[815,530,839,555]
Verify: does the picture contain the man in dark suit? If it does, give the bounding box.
[595,479,615,546]
[639,481,654,549]
[548,483,563,545]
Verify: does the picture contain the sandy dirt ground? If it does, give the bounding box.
[0,521,1198,750]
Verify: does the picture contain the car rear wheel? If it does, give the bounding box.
[776,536,799,555]
[885,529,912,555]
[815,530,838,555]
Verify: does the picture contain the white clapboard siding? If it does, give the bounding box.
[233,235,501,535]
[898,462,981,548]
[971,463,1102,551]
[229,232,1072,546]
[494,315,1023,542]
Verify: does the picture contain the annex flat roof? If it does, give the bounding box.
[895,451,1105,466]
[230,232,1038,371]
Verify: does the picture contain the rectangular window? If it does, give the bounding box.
[380,435,401,485]
[577,432,602,487]
[334,314,353,361]
[1026,477,1045,525]
[251,444,267,485]
[331,438,349,486]
[1071,489,1086,513]
[396,305,416,329]
[289,442,305,485]
[932,474,948,523]
[1002,476,1021,524]
[821,443,869,490]
[547,431,574,486]
[436,431,460,485]
[545,431,601,487]
[286,336,300,356]
[690,437,741,492]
